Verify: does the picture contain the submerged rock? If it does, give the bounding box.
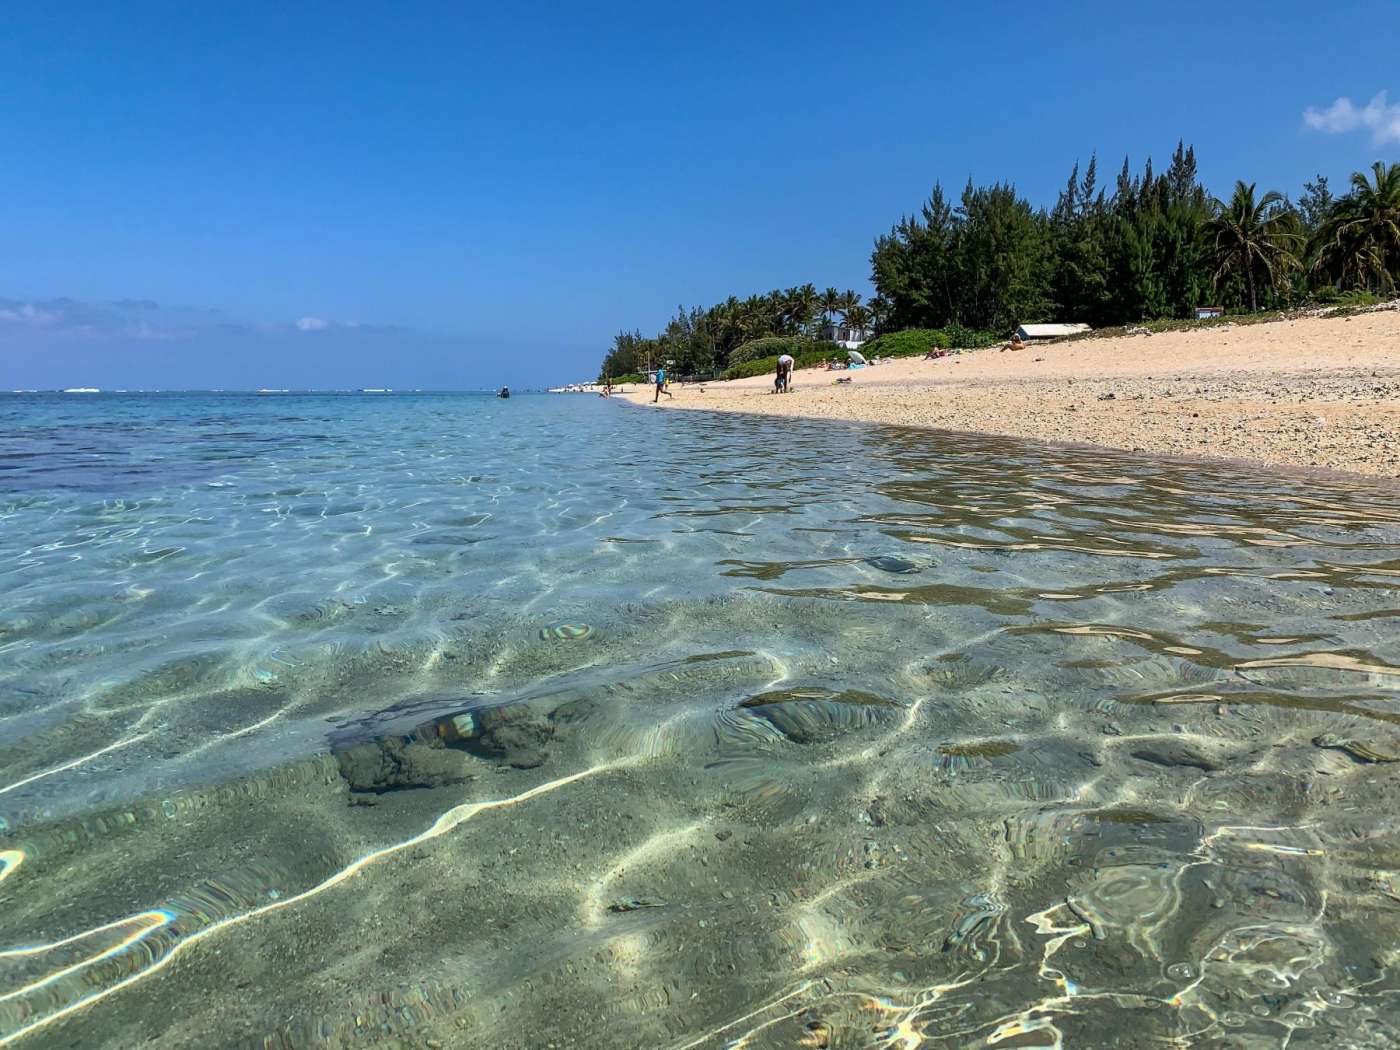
[1313,734,1400,764]
[608,897,664,913]
[924,658,1004,690]
[336,738,475,795]
[739,687,904,745]
[538,622,593,641]
[864,555,921,575]
[422,702,556,769]
[738,688,899,711]
[802,1020,833,1050]
[470,704,555,768]
[1129,741,1225,772]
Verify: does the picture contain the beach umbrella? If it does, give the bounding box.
[847,350,868,366]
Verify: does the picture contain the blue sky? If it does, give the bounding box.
[1,1,1396,389]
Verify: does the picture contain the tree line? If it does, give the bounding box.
[598,285,868,381]
[873,146,1400,332]
[598,145,1400,381]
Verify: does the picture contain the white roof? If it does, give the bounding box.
[1017,323,1090,339]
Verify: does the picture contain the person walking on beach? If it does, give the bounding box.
[653,367,672,403]
[775,352,795,393]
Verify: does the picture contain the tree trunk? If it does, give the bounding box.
[1245,246,1257,312]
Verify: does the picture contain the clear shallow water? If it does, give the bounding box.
[2,392,1399,1049]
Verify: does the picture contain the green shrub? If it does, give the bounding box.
[1336,289,1380,308]
[943,322,1002,348]
[858,329,949,359]
[608,372,646,385]
[721,341,843,381]
[723,357,781,380]
[1309,286,1384,309]
[859,326,1001,360]
[727,336,806,366]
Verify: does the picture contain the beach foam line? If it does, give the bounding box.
[0,761,625,1048]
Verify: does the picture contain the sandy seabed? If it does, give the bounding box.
[7,388,1400,1048]
[617,310,1400,478]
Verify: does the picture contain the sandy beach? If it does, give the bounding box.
[618,309,1400,477]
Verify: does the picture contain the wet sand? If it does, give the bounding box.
[618,309,1400,477]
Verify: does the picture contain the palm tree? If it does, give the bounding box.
[837,289,862,317]
[1311,161,1400,293]
[843,303,872,333]
[711,296,741,358]
[737,296,763,341]
[1204,181,1303,312]
[765,290,790,335]
[785,284,820,337]
[819,286,842,326]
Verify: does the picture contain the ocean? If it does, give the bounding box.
[2,391,1399,1048]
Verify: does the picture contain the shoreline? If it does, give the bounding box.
[625,398,1400,491]
[615,309,1400,479]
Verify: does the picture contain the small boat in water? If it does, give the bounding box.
[497,386,510,399]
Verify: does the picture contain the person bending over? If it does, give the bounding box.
[775,352,795,393]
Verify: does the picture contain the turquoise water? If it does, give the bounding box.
[2,391,1400,1048]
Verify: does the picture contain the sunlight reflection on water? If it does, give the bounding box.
[1,391,1399,1048]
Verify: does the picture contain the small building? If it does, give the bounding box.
[818,322,872,350]
[1015,323,1090,341]
[1195,306,1224,320]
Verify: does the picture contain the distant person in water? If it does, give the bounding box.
[653,367,672,403]
[775,352,795,393]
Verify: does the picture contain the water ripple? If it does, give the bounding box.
[0,394,1398,1047]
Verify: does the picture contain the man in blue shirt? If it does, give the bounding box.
[653,367,672,403]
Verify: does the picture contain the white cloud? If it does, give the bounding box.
[0,295,393,344]
[0,303,62,327]
[0,297,214,342]
[1303,90,1400,145]
[291,317,374,333]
